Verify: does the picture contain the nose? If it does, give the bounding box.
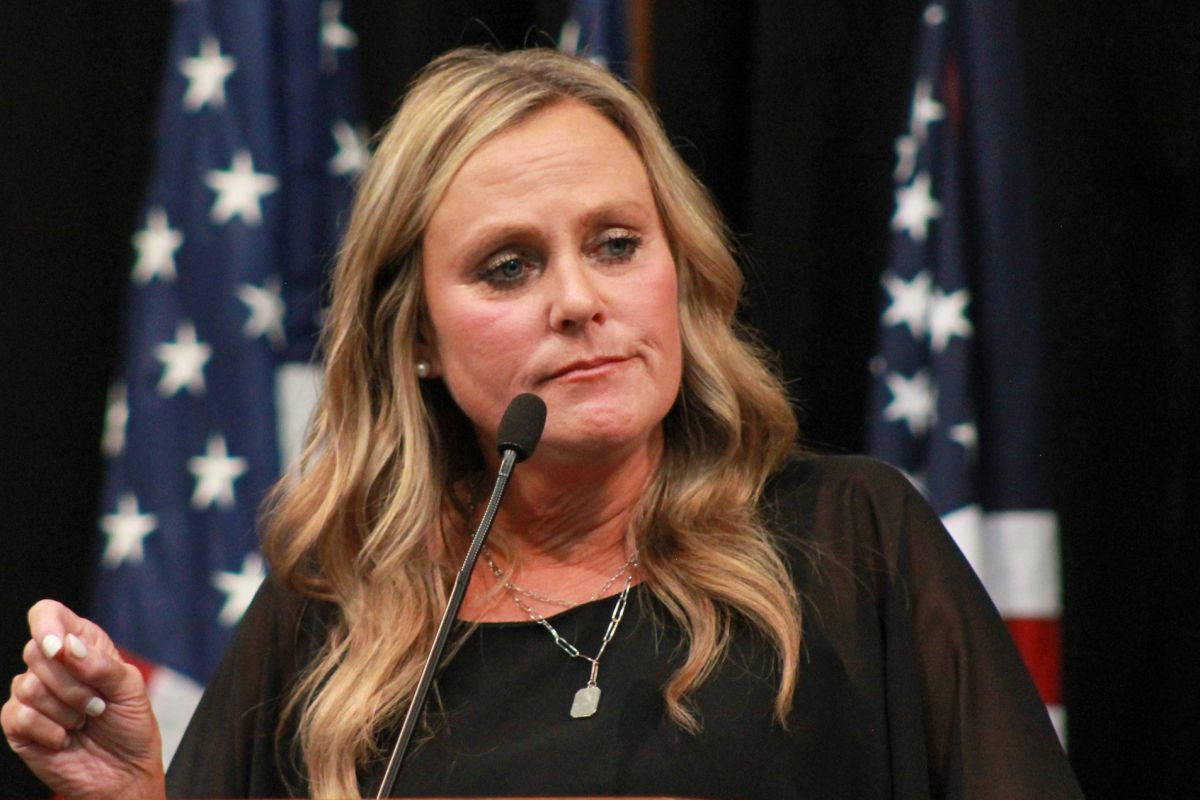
[547,257,605,332]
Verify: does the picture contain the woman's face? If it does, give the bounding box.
[421,100,682,466]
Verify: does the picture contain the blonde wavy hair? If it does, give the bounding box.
[263,46,802,797]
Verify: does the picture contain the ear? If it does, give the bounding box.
[413,346,439,378]
[413,319,441,377]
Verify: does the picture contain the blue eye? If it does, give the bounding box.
[599,233,641,262]
[481,254,530,287]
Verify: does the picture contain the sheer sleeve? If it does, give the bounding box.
[789,455,1083,800]
[165,576,327,799]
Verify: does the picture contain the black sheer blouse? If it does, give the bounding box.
[166,455,1083,798]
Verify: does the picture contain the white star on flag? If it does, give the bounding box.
[883,369,938,436]
[102,382,129,457]
[892,171,942,242]
[211,552,266,627]
[909,78,946,141]
[237,277,287,348]
[180,36,237,112]
[894,133,918,183]
[131,208,183,284]
[320,0,358,71]
[881,269,933,338]
[949,421,979,455]
[328,120,369,176]
[929,286,973,352]
[154,321,212,397]
[187,434,249,510]
[100,493,158,568]
[204,150,279,226]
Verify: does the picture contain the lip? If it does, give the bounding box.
[545,356,630,382]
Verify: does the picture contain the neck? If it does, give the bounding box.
[496,429,660,554]
[459,429,661,621]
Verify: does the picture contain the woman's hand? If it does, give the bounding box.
[2,600,165,800]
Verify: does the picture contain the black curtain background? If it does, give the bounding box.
[2,2,1196,797]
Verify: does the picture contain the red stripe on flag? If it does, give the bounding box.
[1004,617,1061,705]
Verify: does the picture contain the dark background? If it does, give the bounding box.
[2,2,1196,797]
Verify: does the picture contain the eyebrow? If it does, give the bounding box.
[450,200,656,263]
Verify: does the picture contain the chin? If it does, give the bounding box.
[535,404,664,462]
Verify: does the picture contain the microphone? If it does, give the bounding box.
[375,393,546,798]
[496,392,547,463]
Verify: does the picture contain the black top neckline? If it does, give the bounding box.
[459,581,647,628]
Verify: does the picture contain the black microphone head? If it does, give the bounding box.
[496,393,547,462]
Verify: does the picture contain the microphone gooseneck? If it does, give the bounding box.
[375,393,546,798]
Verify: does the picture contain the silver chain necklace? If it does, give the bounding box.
[504,572,635,718]
[481,547,639,608]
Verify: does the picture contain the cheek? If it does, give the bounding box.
[425,292,536,425]
[637,264,682,357]
[427,289,505,368]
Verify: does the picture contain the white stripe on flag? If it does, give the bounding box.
[982,510,1061,616]
[276,363,323,470]
[1047,703,1067,747]
[941,504,985,570]
[147,665,205,768]
[941,506,1061,616]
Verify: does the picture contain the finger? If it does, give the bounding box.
[23,638,109,720]
[10,672,87,731]
[1,693,72,752]
[27,600,117,664]
[60,632,143,707]
[27,599,80,654]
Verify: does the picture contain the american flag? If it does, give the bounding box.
[866,1,1064,738]
[559,0,631,79]
[91,0,363,765]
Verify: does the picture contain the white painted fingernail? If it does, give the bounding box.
[85,696,107,717]
[41,634,63,659]
[66,633,88,659]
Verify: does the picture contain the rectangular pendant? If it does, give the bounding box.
[570,685,601,718]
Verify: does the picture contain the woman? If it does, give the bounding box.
[3,47,1082,799]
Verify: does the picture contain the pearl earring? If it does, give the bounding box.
[415,359,431,379]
